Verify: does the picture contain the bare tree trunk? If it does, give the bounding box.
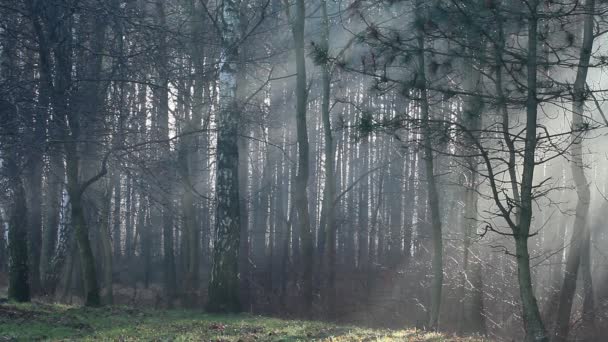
[415,0,443,330]
[554,1,596,340]
[1,22,30,302]
[206,0,242,313]
[359,139,370,270]
[139,193,151,288]
[316,0,338,318]
[515,2,547,339]
[41,139,65,290]
[153,1,177,304]
[0,209,6,274]
[112,172,122,261]
[180,0,205,302]
[6,158,31,303]
[458,18,486,334]
[253,138,272,290]
[99,178,114,304]
[388,145,403,269]
[24,125,43,295]
[125,176,134,261]
[238,130,251,311]
[286,0,313,316]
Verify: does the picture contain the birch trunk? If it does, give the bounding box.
[206,0,243,313]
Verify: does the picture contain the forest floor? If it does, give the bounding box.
[0,302,488,341]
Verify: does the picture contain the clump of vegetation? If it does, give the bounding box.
[0,303,486,341]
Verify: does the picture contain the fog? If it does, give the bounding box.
[1,0,608,341]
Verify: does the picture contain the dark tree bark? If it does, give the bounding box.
[513,2,547,339]
[6,158,31,303]
[153,0,177,304]
[1,17,30,302]
[286,0,314,316]
[29,0,104,307]
[416,0,443,330]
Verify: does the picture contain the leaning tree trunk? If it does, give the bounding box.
[66,159,102,307]
[554,1,596,340]
[206,0,242,313]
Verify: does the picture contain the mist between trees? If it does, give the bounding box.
[1,0,608,341]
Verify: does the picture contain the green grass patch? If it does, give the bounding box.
[0,302,487,341]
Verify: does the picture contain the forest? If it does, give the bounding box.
[1,0,608,341]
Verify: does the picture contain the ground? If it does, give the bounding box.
[0,303,486,341]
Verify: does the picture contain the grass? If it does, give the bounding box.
[0,302,487,341]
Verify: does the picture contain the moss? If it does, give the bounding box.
[0,303,487,341]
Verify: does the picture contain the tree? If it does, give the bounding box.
[414,0,443,329]
[284,0,314,315]
[0,11,30,303]
[206,0,243,313]
[314,0,338,318]
[554,0,597,340]
[153,0,178,305]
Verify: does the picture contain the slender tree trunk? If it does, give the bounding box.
[125,176,134,260]
[139,194,151,288]
[515,2,547,340]
[459,21,486,334]
[416,0,443,330]
[181,0,205,301]
[403,151,415,267]
[316,0,338,318]
[41,142,64,290]
[359,139,370,270]
[100,179,114,304]
[153,1,177,304]
[112,172,122,261]
[253,140,272,289]
[238,130,251,311]
[554,1,596,340]
[24,135,43,295]
[0,209,6,274]
[388,145,403,269]
[288,0,314,316]
[580,222,596,340]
